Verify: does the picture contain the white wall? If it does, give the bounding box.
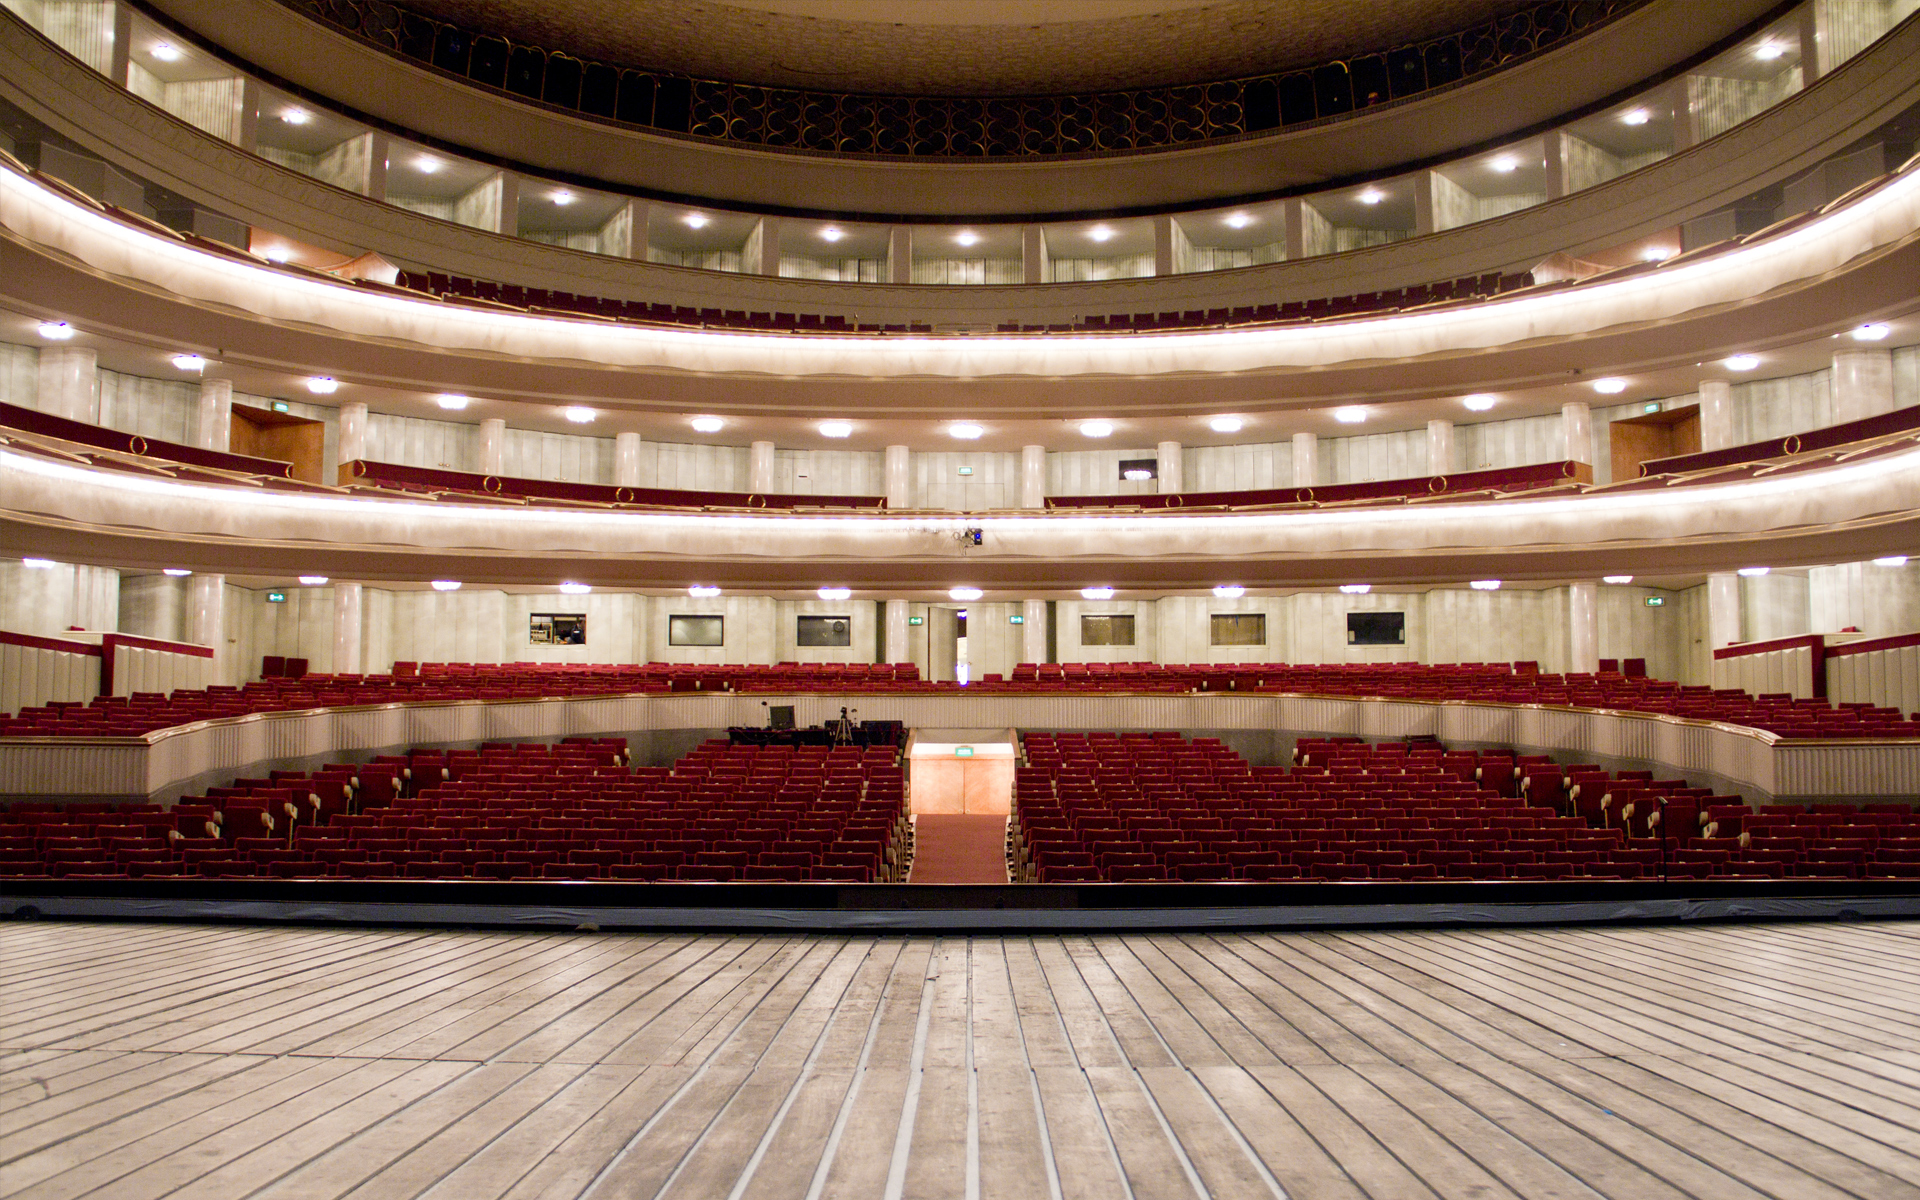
[913,451,1019,510]
[1808,559,1920,637]
[0,560,118,638]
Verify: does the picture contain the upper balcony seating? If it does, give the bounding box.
[1046,460,1590,510]
[3,659,1913,741]
[342,459,886,509]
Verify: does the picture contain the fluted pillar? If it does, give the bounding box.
[1698,378,1732,450]
[1291,432,1318,488]
[476,417,506,475]
[194,379,232,451]
[1156,441,1183,493]
[1426,419,1454,476]
[335,401,368,483]
[884,444,911,509]
[1022,599,1048,665]
[332,583,363,677]
[1708,572,1742,649]
[1020,445,1047,509]
[613,431,643,488]
[1561,402,1592,464]
[187,573,226,681]
[1832,347,1894,423]
[883,598,910,664]
[37,345,98,423]
[748,441,776,494]
[1567,581,1598,675]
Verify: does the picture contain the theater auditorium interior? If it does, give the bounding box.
[4,0,1920,1194]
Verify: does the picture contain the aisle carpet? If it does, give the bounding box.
[908,814,1009,883]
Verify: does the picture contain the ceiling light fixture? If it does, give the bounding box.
[1753,39,1785,60]
[1469,579,1502,591]
[690,416,725,433]
[1080,587,1115,600]
[149,42,183,61]
[1223,212,1253,228]
[260,245,294,262]
[819,226,844,242]
[819,421,853,438]
[683,212,709,228]
[1603,575,1635,584]
[954,231,981,247]
[562,406,595,423]
[1209,415,1244,433]
[1212,585,1245,598]
[1087,225,1114,242]
[1122,469,1153,481]
[1620,107,1650,126]
[36,321,75,340]
[298,575,329,585]
[1723,354,1761,371]
[163,568,192,577]
[558,582,591,594]
[1851,323,1891,341]
[949,423,984,440]
[1489,154,1519,173]
[1874,556,1908,567]
[1333,406,1368,424]
[430,580,462,591]
[414,155,441,174]
[689,585,722,597]
[171,354,207,372]
[817,586,851,600]
[550,190,575,206]
[1591,377,1628,394]
[21,558,56,569]
[435,394,470,410]
[1462,394,1496,411]
[280,108,311,125]
[1737,566,1770,577]
[950,587,983,601]
[1079,420,1113,438]
[1357,188,1385,205]
[1340,584,1372,594]
[1640,244,1676,262]
[305,377,338,395]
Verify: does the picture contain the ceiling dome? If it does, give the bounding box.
[399,0,1542,96]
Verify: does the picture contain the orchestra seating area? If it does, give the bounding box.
[0,737,908,882]
[1011,733,1920,883]
[4,659,1917,739]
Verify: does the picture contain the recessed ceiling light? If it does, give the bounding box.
[1723,354,1761,371]
[1851,323,1891,341]
[306,377,338,395]
[261,245,294,262]
[171,354,207,372]
[1603,575,1635,584]
[681,212,712,229]
[562,406,595,423]
[436,394,470,410]
[818,421,854,438]
[1212,585,1245,598]
[1737,566,1770,577]
[689,585,722,597]
[1209,416,1244,433]
[1087,225,1114,242]
[430,580,462,591]
[149,42,183,61]
[558,582,591,594]
[298,575,329,585]
[1333,406,1368,424]
[1122,469,1153,481]
[280,108,311,125]
[1620,107,1650,126]
[1489,154,1519,173]
[1640,245,1676,262]
[1753,39,1785,60]
[690,416,725,433]
[163,568,192,577]
[819,226,844,242]
[1340,584,1372,594]
[1223,212,1253,229]
[949,587,983,601]
[550,190,575,206]
[414,155,441,174]
[36,321,75,340]
[1081,587,1115,600]
[1462,394,1496,411]
[1874,556,1908,567]
[1469,579,1502,590]
[954,231,981,247]
[817,586,851,600]
[949,423,984,440]
[1079,421,1113,438]
[1591,377,1628,394]
[1357,188,1385,205]
[21,557,56,569]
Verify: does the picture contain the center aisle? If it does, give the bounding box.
[908,814,1010,883]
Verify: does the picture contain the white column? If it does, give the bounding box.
[755,216,781,276]
[335,401,368,482]
[1426,419,1454,476]
[332,583,363,676]
[365,132,389,202]
[1567,581,1598,675]
[1291,432,1318,488]
[1282,198,1307,260]
[194,378,233,451]
[494,172,519,234]
[749,441,776,494]
[1832,347,1894,423]
[1156,441,1183,494]
[36,345,98,423]
[884,598,910,664]
[1798,1,1825,81]
[1151,215,1175,276]
[187,573,226,681]
[1022,226,1046,284]
[1708,572,1742,649]
[1022,599,1048,665]
[884,444,911,508]
[1561,401,1592,464]
[1697,378,1732,450]
[478,417,506,475]
[1412,171,1437,235]
[614,431,644,488]
[1020,444,1047,509]
[888,227,913,285]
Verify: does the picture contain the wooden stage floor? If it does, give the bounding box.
[4,920,1920,1199]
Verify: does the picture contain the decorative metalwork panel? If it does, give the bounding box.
[287,0,1640,158]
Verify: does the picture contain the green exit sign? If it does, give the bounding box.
[954,746,974,757]
[266,592,287,603]
[1009,614,1024,624]
[271,400,291,413]
[908,616,924,626]
[1645,596,1665,607]
[957,466,974,476]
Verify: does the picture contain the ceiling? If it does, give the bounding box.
[397,0,1538,96]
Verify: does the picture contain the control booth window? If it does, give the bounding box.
[1081,613,1136,646]
[1211,613,1266,646]
[531,612,586,645]
[668,615,724,647]
[797,615,852,647]
[1347,611,1407,645]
